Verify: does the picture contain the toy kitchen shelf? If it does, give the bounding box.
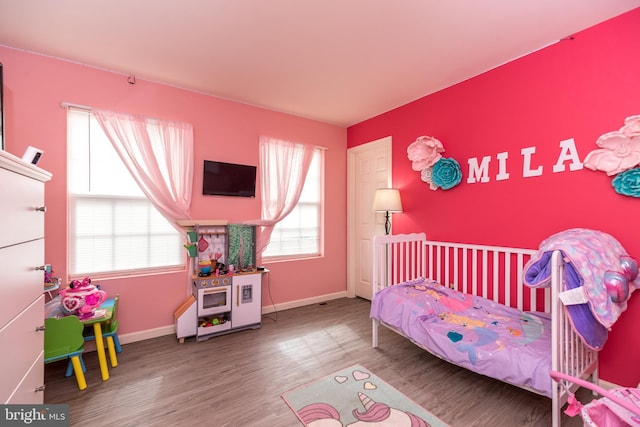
[174,220,264,342]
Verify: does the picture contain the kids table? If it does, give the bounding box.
[79,303,114,381]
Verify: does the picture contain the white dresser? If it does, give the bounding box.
[0,150,51,404]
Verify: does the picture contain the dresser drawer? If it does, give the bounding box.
[0,296,45,403]
[0,167,46,249]
[5,351,44,404]
[0,239,44,329]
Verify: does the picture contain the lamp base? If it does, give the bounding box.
[384,211,391,235]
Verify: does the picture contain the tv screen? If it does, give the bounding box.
[202,160,257,197]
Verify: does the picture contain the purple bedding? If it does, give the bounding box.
[370,277,553,397]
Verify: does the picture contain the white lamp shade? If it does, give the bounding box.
[372,188,403,212]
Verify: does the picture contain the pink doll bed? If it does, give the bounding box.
[370,233,599,427]
[551,370,640,426]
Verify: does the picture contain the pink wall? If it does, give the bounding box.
[348,8,640,386]
[0,45,347,339]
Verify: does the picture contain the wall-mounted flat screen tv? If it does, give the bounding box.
[203,160,257,197]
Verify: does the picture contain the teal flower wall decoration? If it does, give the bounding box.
[612,167,640,197]
[431,158,462,190]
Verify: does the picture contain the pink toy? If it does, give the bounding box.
[59,277,107,319]
[551,371,640,426]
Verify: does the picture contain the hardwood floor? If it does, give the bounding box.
[44,297,593,426]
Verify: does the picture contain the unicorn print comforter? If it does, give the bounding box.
[370,278,553,397]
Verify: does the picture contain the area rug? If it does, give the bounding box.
[281,364,449,426]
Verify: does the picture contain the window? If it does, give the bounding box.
[262,149,323,259]
[67,109,183,276]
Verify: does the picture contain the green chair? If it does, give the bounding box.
[45,316,87,390]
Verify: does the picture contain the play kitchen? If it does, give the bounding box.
[175,220,264,342]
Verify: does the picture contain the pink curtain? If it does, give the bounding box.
[93,109,193,225]
[249,136,316,256]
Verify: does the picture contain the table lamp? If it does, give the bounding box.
[372,188,403,235]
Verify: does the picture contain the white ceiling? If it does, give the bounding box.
[0,1,638,127]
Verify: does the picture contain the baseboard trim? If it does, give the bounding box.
[119,325,176,345]
[83,325,175,351]
[261,291,348,314]
[95,291,350,347]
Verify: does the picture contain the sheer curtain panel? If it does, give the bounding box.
[251,136,316,256]
[93,109,194,225]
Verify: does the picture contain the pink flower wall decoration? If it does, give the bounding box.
[407,136,444,171]
[621,115,640,137]
[407,135,462,191]
[584,115,640,176]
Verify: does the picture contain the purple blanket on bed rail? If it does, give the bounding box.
[370,278,553,397]
[523,228,639,351]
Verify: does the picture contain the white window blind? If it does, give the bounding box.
[67,108,183,276]
[263,149,323,259]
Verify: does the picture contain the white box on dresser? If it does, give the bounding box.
[0,149,51,404]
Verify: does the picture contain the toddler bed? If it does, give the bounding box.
[370,233,599,427]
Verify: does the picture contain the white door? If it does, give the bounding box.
[347,136,392,300]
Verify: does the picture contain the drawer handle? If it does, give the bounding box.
[35,265,47,271]
[35,325,46,332]
[35,385,46,392]
[35,206,47,212]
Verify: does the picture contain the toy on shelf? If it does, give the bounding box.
[43,264,61,294]
[199,315,227,328]
[44,264,53,284]
[198,259,212,276]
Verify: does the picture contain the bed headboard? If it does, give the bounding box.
[372,234,549,313]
